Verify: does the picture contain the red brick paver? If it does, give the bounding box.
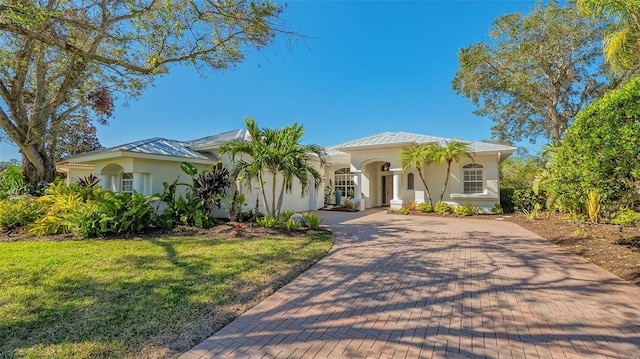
[180,210,640,358]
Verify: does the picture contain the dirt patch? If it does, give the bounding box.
[504,213,640,285]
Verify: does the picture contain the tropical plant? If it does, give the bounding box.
[612,208,640,226]
[284,218,301,230]
[455,202,480,216]
[491,203,503,214]
[577,0,640,72]
[324,179,335,205]
[522,203,541,221]
[256,215,280,229]
[398,144,436,206]
[431,140,474,202]
[434,201,454,215]
[280,209,296,221]
[0,196,45,230]
[416,202,433,213]
[395,208,410,215]
[222,118,328,219]
[302,212,324,230]
[587,191,602,223]
[405,201,417,212]
[28,181,95,236]
[0,164,24,200]
[452,1,618,144]
[76,174,101,188]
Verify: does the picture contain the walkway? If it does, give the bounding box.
[181,210,640,358]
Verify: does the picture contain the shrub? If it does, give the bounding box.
[522,203,541,221]
[302,212,324,229]
[405,201,417,212]
[549,77,640,210]
[434,201,454,215]
[491,203,503,214]
[280,209,296,221]
[455,202,479,216]
[257,215,280,228]
[500,187,515,213]
[396,207,410,215]
[612,209,640,227]
[511,188,544,212]
[0,165,24,200]
[416,202,433,213]
[587,191,601,223]
[0,196,45,230]
[284,218,301,230]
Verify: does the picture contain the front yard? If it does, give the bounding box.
[0,232,333,358]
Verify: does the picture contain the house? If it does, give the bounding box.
[58,130,515,214]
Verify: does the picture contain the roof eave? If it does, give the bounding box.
[67,150,216,164]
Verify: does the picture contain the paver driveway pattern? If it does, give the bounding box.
[181,210,640,358]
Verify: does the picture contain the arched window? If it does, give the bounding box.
[121,173,133,194]
[407,173,415,190]
[463,164,483,194]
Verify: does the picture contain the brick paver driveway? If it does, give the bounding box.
[181,210,640,358]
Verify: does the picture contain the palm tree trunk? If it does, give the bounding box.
[258,173,271,217]
[440,160,453,202]
[276,184,286,219]
[271,173,278,218]
[417,168,433,207]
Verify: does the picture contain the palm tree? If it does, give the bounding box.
[431,140,474,202]
[398,144,435,206]
[577,0,640,72]
[221,118,327,219]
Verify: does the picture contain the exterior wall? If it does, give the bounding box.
[62,167,96,183]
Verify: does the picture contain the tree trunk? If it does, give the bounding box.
[440,160,453,202]
[21,143,56,185]
[417,167,433,207]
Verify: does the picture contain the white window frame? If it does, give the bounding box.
[334,168,355,199]
[463,164,483,194]
[121,173,133,194]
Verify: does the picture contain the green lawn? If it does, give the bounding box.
[0,232,333,358]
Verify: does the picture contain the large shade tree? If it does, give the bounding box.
[221,118,327,219]
[577,0,640,72]
[452,1,617,144]
[0,0,289,185]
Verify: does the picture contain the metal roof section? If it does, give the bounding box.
[72,137,217,160]
[329,131,516,153]
[187,129,248,150]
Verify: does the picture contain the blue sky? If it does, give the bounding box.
[0,0,544,162]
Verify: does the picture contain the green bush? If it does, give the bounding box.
[0,196,45,230]
[416,202,433,213]
[302,212,324,229]
[511,188,544,212]
[549,76,640,211]
[500,187,515,213]
[612,209,640,227]
[455,202,479,216]
[492,203,503,214]
[395,207,410,215]
[434,201,454,214]
[257,215,280,228]
[280,209,296,221]
[0,165,24,200]
[70,192,157,237]
[283,218,301,230]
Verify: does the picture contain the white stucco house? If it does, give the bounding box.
[58,129,515,214]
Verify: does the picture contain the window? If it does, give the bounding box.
[463,164,483,194]
[121,173,133,194]
[334,168,354,199]
[407,173,414,190]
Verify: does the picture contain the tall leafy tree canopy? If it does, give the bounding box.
[0,0,289,185]
[577,0,640,72]
[452,1,617,144]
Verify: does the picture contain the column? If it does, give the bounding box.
[133,173,145,195]
[100,175,111,191]
[353,172,362,211]
[110,175,119,192]
[390,170,403,209]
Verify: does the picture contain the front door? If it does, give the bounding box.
[381,175,393,206]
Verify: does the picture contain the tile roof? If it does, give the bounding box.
[328,131,516,153]
[56,160,94,167]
